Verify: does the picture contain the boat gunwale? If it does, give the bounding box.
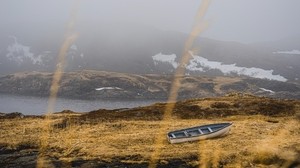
[167,122,233,140]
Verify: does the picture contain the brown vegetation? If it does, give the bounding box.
[1,70,300,99]
[0,94,300,167]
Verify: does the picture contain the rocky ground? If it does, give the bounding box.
[0,93,300,168]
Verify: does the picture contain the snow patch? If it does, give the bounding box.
[70,44,78,50]
[188,52,287,81]
[152,53,178,68]
[152,52,287,82]
[95,87,122,91]
[259,88,275,94]
[37,51,52,64]
[273,50,300,55]
[6,36,43,65]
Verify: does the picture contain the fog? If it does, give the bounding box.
[1,0,300,43]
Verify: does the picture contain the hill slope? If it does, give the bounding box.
[1,23,299,81]
[0,70,299,99]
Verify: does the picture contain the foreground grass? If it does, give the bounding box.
[1,95,300,167]
[1,116,299,167]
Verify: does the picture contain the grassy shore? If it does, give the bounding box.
[1,94,300,167]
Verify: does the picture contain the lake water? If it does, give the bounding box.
[0,94,163,115]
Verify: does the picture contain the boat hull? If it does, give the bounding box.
[167,123,232,144]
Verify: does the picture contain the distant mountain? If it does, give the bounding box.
[0,70,299,100]
[251,35,300,51]
[0,23,299,82]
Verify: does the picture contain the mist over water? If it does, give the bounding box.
[0,94,160,115]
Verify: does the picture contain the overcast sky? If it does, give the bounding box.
[1,0,300,43]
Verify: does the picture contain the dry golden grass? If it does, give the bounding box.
[0,117,43,148]
[1,115,299,167]
[1,96,299,167]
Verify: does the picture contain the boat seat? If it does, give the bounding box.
[198,129,203,134]
[208,127,213,132]
[184,131,190,137]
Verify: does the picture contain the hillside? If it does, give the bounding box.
[0,94,299,167]
[1,23,300,82]
[0,70,300,100]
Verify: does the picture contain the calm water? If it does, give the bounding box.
[0,94,163,115]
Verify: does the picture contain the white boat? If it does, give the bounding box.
[167,122,233,144]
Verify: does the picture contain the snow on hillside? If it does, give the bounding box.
[152,52,287,82]
[259,88,275,94]
[95,87,122,91]
[152,53,178,68]
[5,36,83,66]
[273,50,300,55]
[6,36,43,65]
